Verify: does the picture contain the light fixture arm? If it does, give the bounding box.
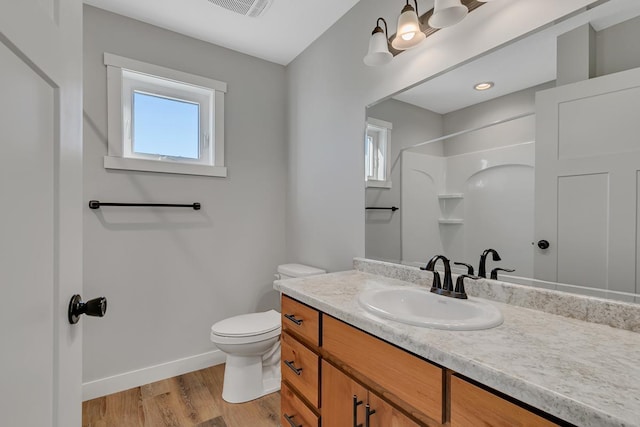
[402,0,420,20]
[373,17,389,37]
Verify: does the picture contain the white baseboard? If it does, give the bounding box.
[82,350,227,401]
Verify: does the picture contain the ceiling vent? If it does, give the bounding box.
[207,0,273,18]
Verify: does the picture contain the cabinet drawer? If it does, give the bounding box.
[368,392,421,427]
[281,332,320,408]
[282,295,320,346]
[322,315,444,423]
[450,375,559,427]
[281,382,319,427]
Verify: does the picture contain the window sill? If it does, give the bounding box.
[104,156,227,177]
[366,180,392,189]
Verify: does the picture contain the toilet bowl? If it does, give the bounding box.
[210,310,282,403]
[210,263,325,403]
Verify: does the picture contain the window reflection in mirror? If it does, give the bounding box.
[365,118,392,188]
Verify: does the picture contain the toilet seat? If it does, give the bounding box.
[211,310,281,345]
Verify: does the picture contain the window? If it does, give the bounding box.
[365,117,392,188]
[104,53,227,177]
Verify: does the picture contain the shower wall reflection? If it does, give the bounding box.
[366,83,548,274]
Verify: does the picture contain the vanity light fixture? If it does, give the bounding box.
[391,0,426,50]
[365,0,484,67]
[364,18,393,66]
[429,0,468,29]
[474,81,494,91]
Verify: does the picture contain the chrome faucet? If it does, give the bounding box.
[478,249,501,278]
[422,255,454,296]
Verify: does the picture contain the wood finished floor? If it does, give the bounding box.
[82,364,281,427]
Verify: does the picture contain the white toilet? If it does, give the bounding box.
[210,263,325,403]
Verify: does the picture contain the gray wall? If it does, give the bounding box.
[442,82,553,157]
[83,6,287,384]
[596,15,640,77]
[285,0,595,272]
[365,99,443,263]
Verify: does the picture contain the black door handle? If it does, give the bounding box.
[284,360,303,375]
[365,404,376,427]
[68,295,107,324]
[537,240,550,249]
[353,395,363,427]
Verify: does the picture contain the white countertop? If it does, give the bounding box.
[274,270,640,427]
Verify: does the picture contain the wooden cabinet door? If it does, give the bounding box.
[323,315,444,422]
[321,360,368,427]
[367,393,421,427]
[450,376,558,427]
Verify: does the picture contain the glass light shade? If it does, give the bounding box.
[391,8,426,50]
[364,31,393,66]
[428,0,468,29]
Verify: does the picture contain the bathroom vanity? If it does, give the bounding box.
[274,259,640,427]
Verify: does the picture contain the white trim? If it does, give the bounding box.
[104,53,227,93]
[366,117,393,130]
[104,53,227,176]
[106,65,123,158]
[214,91,225,167]
[104,156,228,177]
[82,350,226,401]
[365,180,392,189]
[365,117,392,186]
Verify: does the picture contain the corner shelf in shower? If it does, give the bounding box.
[438,193,464,199]
[438,219,464,224]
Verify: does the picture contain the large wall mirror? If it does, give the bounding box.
[365,0,640,303]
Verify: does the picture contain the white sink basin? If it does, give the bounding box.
[358,286,503,330]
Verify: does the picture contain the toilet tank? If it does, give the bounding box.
[276,263,325,280]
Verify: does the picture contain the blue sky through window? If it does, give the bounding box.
[133,92,200,159]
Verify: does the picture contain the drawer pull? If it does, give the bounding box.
[353,395,363,427]
[365,404,376,427]
[284,360,303,375]
[284,313,303,325]
[283,413,302,427]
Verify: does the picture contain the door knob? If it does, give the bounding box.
[68,295,107,324]
[537,240,550,249]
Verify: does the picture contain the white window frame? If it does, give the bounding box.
[365,117,392,188]
[104,53,227,177]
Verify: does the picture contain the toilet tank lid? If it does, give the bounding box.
[211,310,281,337]
[277,263,326,278]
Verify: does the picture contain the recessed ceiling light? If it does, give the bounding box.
[474,81,494,91]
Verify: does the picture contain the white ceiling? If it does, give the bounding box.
[83,0,361,65]
[394,0,640,114]
[84,0,640,104]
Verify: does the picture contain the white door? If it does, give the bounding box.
[535,67,640,294]
[0,1,83,426]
